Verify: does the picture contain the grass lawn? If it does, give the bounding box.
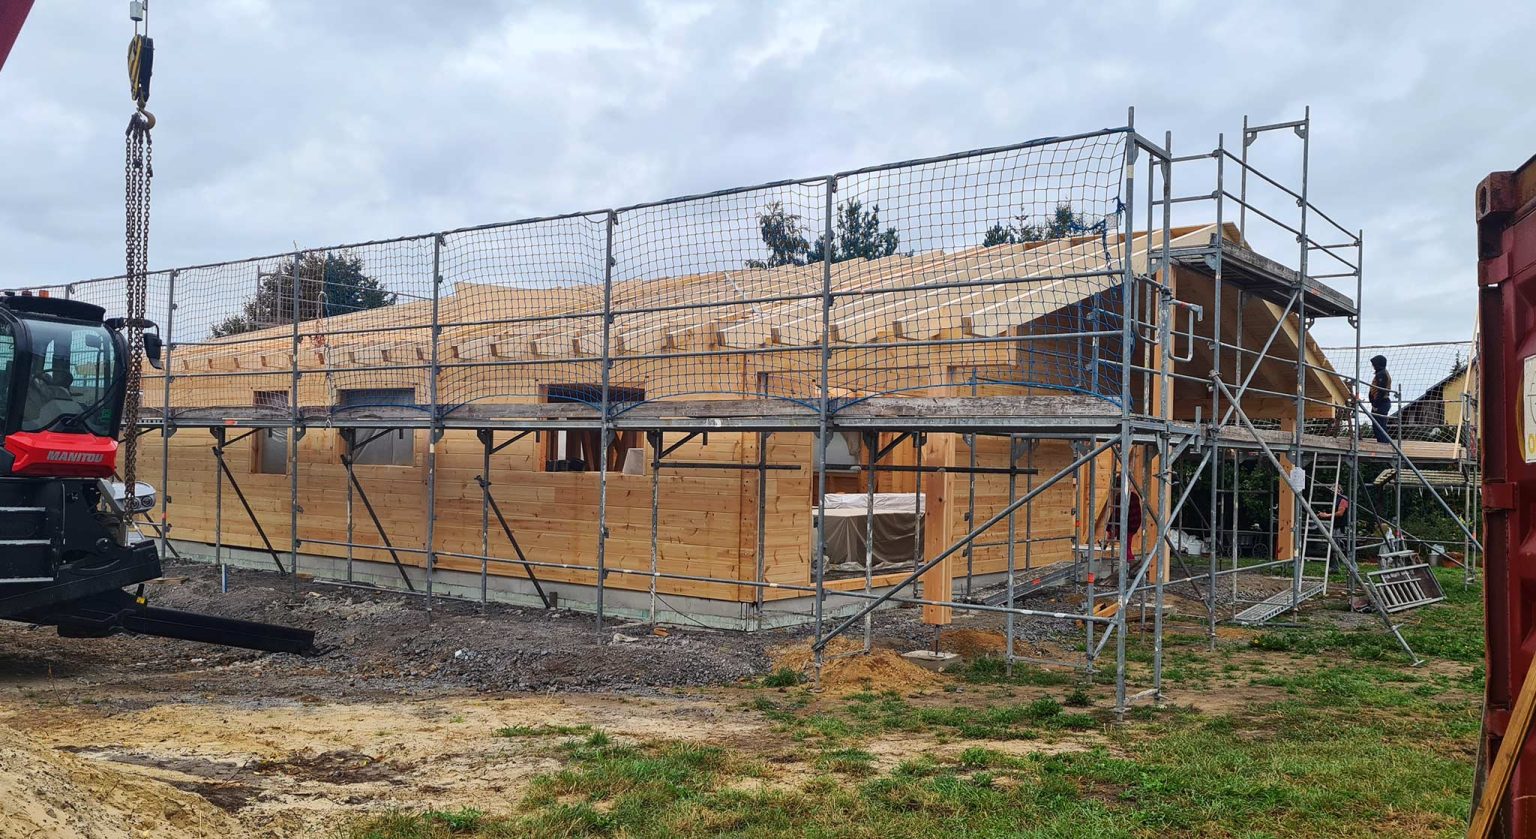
[338,568,1481,838]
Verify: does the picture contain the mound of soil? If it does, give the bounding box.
[939,628,1009,659]
[773,638,943,695]
[0,721,242,839]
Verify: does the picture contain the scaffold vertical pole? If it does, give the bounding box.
[1083,440,1097,665]
[1153,129,1174,700]
[1115,122,1138,717]
[595,210,617,638]
[1207,135,1225,649]
[158,269,176,562]
[862,430,877,652]
[755,431,769,621]
[1232,290,1245,605]
[213,427,225,592]
[479,429,491,607]
[649,429,661,625]
[964,378,978,597]
[1349,230,1364,593]
[1239,114,1250,236]
[1004,434,1018,676]
[1294,108,1312,615]
[424,232,444,617]
[288,249,303,589]
[344,430,356,584]
[812,175,836,679]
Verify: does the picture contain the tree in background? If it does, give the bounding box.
[748,199,902,268]
[983,203,1092,246]
[745,201,812,268]
[808,199,900,264]
[982,222,1015,247]
[210,252,395,338]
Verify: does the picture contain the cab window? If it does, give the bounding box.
[18,320,118,437]
[0,323,13,422]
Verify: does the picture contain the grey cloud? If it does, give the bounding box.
[1,0,1533,349]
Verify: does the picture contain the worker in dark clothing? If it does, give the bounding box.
[1367,354,1393,444]
[1094,478,1143,564]
[1316,485,1350,521]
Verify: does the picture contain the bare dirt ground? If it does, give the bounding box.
[0,562,1074,837]
[0,561,1440,838]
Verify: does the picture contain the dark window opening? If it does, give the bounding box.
[542,384,643,472]
[253,390,289,474]
[338,388,416,466]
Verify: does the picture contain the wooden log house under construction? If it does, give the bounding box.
[38,121,1481,708]
[127,216,1446,628]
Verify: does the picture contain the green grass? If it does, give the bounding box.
[339,570,1482,838]
[1251,568,1483,672]
[961,655,1076,686]
[816,746,876,776]
[422,808,484,832]
[492,723,594,738]
[761,667,804,688]
[343,700,1473,837]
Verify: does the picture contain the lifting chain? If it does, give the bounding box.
[122,110,151,498]
[122,2,154,501]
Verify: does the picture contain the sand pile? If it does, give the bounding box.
[0,721,243,839]
[938,628,1011,659]
[772,637,944,695]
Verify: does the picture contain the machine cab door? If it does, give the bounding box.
[0,296,127,479]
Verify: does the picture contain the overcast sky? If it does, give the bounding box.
[1,0,1531,353]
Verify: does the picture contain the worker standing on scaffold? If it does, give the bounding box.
[1367,354,1393,445]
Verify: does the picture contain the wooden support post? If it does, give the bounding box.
[1276,415,1296,562]
[1077,448,1096,547]
[1468,652,1536,839]
[920,431,955,625]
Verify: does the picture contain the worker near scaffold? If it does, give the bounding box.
[1093,476,1143,565]
[1367,354,1393,445]
[1316,485,1351,521]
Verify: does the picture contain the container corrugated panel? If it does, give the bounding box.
[1475,153,1536,839]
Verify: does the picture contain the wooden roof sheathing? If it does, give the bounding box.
[167,223,1353,419]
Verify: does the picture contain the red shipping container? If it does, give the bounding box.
[1476,154,1536,838]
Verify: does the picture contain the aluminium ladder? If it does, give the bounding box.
[1364,527,1445,613]
[1233,452,1343,625]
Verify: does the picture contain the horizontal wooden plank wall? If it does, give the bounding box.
[141,426,760,603]
[144,420,1086,611]
[950,437,1082,580]
[738,433,814,604]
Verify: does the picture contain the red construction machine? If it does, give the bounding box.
[0,2,312,653]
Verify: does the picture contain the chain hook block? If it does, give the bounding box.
[127,31,153,108]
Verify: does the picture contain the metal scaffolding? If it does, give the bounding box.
[29,109,1480,715]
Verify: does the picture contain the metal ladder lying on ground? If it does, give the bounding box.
[1234,452,1342,626]
[1365,527,1445,612]
[982,560,1078,606]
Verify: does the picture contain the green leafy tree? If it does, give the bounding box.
[982,203,1090,247]
[745,201,811,268]
[982,222,1014,247]
[1172,456,1281,557]
[749,199,903,267]
[807,199,901,264]
[210,252,395,338]
[1041,203,1083,239]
